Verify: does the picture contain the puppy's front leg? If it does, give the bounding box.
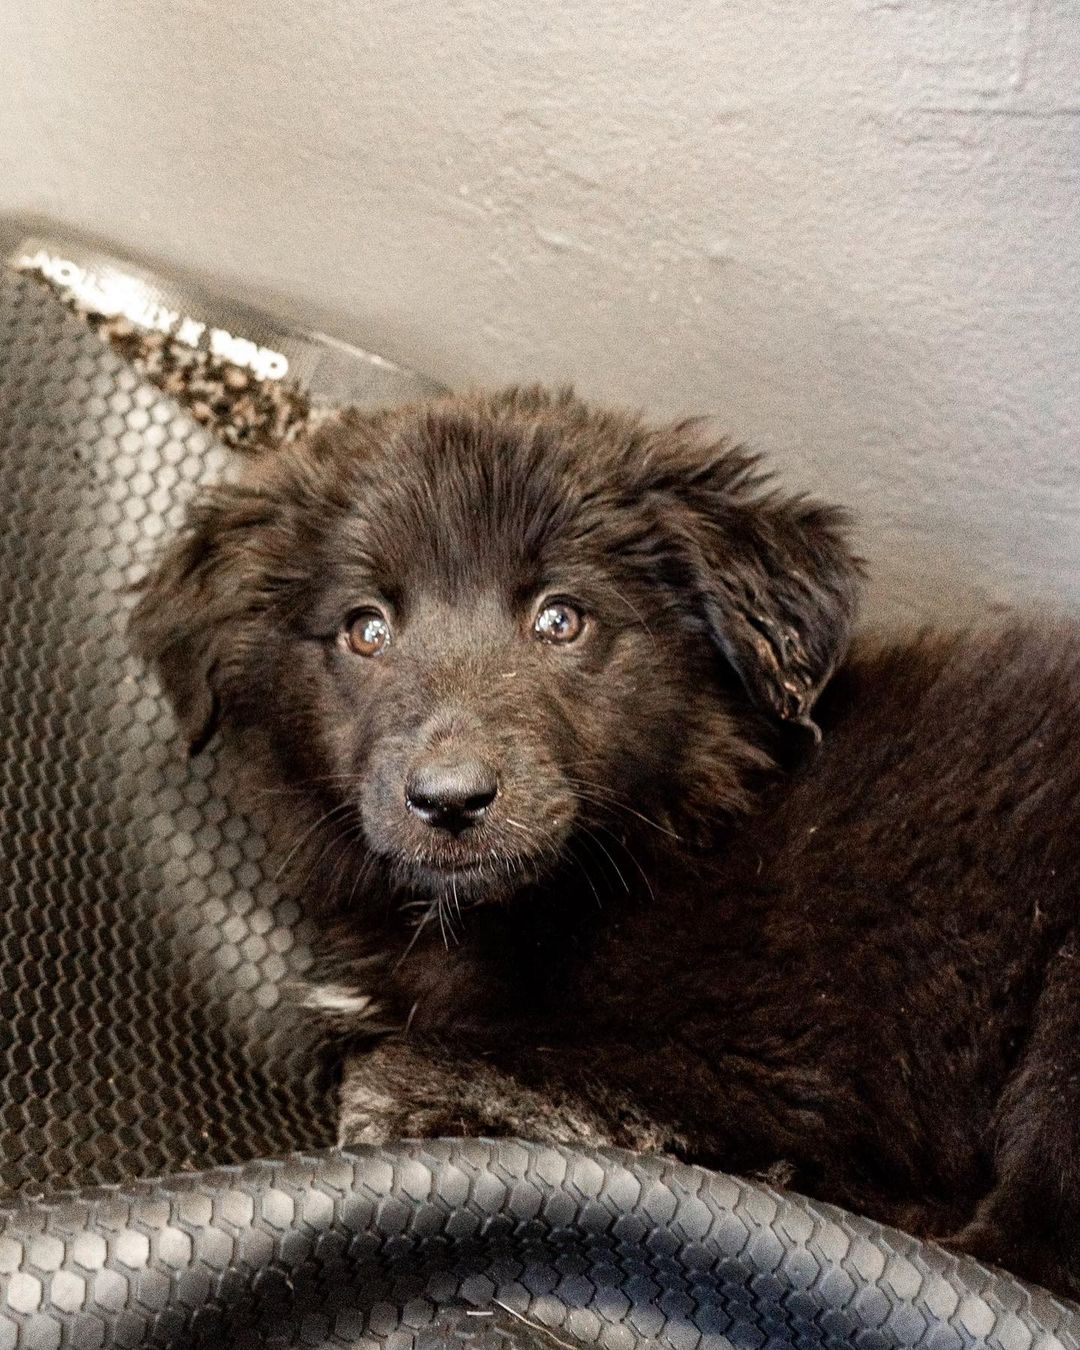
[338,1037,619,1148]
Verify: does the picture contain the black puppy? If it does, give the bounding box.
[131,386,1080,1297]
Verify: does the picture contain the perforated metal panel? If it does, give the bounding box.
[0,246,437,1196]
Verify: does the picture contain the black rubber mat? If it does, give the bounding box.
[3,1140,1079,1350]
[0,228,1077,1348]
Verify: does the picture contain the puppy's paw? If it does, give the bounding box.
[337,1075,404,1146]
[336,1040,530,1146]
[339,1088,515,1146]
[340,1107,477,1147]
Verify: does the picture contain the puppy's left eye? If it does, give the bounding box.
[534,601,585,645]
[342,608,392,657]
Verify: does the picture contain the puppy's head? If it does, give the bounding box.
[131,387,859,907]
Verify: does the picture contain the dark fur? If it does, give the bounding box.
[131,386,1080,1298]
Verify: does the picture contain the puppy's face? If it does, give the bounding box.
[132,388,859,909]
[288,518,684,898]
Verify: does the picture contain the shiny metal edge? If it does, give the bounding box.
[2,221,445,408]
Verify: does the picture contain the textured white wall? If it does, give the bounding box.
[1,1,1078,626]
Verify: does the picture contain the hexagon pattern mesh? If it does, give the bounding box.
[3,1140,1079,1350]
[0,263,336,1195]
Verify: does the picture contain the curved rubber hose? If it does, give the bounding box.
[0,1141,1076,1350]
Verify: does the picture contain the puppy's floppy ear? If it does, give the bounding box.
[129,489,269,755]
[640,432,862,732]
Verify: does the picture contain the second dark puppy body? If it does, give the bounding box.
[130,386,1080,1298]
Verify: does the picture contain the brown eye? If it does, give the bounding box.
[343,608,391,657]
[534,601,584,645]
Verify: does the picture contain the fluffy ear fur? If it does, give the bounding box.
[128,416,382,755]
[128,489,278,754]
[636,431,862,732]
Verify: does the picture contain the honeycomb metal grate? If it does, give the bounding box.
[0,246,433,1197]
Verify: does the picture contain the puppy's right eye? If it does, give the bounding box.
[342,608,392,657]
[534,600,585,645]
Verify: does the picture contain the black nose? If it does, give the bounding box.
[405,757,498,832]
